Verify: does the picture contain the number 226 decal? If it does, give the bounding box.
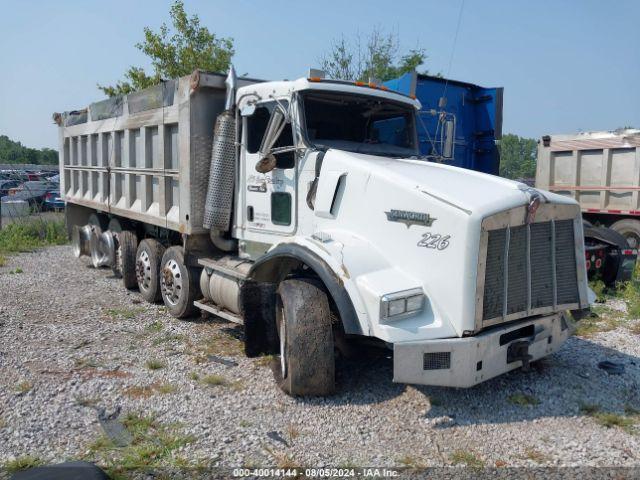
[417,233,451,250]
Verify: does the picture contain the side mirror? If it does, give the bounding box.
[255,105,287,173]
[442,119,455,159]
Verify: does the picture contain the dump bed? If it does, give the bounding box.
[536,130,640,215]
[55,71,258,234]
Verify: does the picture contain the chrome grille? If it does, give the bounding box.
[481,219,579,324]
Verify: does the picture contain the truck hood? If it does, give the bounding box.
[332,150,551,216]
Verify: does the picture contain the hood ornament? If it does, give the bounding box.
[526,194,541,224]
[385,209,436,228]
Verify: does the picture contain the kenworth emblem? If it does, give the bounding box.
[385,209,436,228]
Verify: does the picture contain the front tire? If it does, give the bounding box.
[135,239,165,303]
[160,246,199,318]
[274,278,335,396]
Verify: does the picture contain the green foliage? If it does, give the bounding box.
[507,393,540,406]
[320,28,433,82]
[4,455,45,473]
[0,219,67,256]
[0,135,58,165]
[499,133,538,179]
[99,1,234,97]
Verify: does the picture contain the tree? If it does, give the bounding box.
[0,136,58,165]
[98,1,234,97]
[498,134,538,180]
[320,28,431,82]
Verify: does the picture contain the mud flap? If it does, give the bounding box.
[240,280,278,357]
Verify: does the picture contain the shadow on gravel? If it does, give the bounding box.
[295,337,640,426]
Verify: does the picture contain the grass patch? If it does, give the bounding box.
[152,333,184,346]
[398,455,426,469]
[253,354,276,368]
[123,382,177,398]
[4,455,45,473]
[592,412,637,433]
[579,403,601,415]
[145,359,166,370]
[589,280,608,302]
[87,412,194,474]
[192,325,244,359]
[508,393,540,406]
[75,395,100,407]
[189,372,200,381]
[201,374,228,387]
[0,218,67,256]
[8,267,24,274]
[0,254,5,267]
[107,308,143,320]
[15,381,32,394]
[286,422,300,441]
[449,450,484,469]
[574,305,625,337]
[145,321,163,332]
[239,419,252,428]
[522,448,548,463]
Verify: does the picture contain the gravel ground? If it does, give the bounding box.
[1,245,640,472]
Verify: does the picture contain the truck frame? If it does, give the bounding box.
[56,68,590,396]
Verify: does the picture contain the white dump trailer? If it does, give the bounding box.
[56,68,590,395]
[537,129,640,247]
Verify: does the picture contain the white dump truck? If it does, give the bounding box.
[55,68,590,395]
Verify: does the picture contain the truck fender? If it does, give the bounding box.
[246,243,363,336]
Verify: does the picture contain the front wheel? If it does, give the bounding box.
[160,246,199,318]
[274,278,335,396]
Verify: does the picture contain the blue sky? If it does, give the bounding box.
[0,0,638,149]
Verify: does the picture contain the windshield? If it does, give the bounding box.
[300,91,418,157]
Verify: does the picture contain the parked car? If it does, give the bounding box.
[0,180,20,197]
[9,180,59,207]
[43,189,64,211]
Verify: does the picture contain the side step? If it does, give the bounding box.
[193,300,244,325]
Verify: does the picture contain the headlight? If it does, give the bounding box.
[380,288,425,321]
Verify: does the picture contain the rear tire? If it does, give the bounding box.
[273,278,335,396]
[610,219,640,249]
[159,246,199,318]
[88,212,107,232]
[117,230,138,289]
[135,239,165,303]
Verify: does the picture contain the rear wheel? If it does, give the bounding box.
[135,239,165,303]
[116,230,138,289]
[273,278,335,396]
[160,246,199,318]
[610,219,640,249]
[88,212,108,232]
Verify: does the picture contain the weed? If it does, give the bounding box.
[157,383,177,394]
[189,372,200,381]
[145,321,163,332]
[522,448,548,463]
[239,419,252,428]
[87,412,194,474]
[574,307,625,337]
[398,455,426,469]
[508,393,540,406]
[145,359,166,370]
[589,280,607,302]
[201,374,228,387]
[107,308,143,320]
[15,381,32,394]
[124,383,175,398]
[579,403,601,415]
[74,357,102,369]
[4,455,45,473]
[449,450,484,469]
[0,219,67,256]
[0,255,5,267]
[592,412,637,433]
[152,333,184,346]
[75,395,100,407]
[286,422,300,441]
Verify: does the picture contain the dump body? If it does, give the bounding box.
[536,130,640,216]
[56,72,258,234]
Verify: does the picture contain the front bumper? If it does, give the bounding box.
[393,312,572,388]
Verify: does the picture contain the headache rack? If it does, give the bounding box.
[475,203,586,330]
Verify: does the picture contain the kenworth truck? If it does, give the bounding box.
[55,68,590,396]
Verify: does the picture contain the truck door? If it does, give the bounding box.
[242,100,297,236]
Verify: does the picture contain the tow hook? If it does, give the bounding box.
[507,340,533,371]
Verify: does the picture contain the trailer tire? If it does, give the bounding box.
[107,217,125,233]
[117,230,138,288]
[273,278,335,396]
[136,239,165,303]
[610,219,640,249]
[160,246,199,318]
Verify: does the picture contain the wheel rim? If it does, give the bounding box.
[278,305,287,379]
[626,234,640,249]
[136,250,152,291]
[161,259,183,306]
